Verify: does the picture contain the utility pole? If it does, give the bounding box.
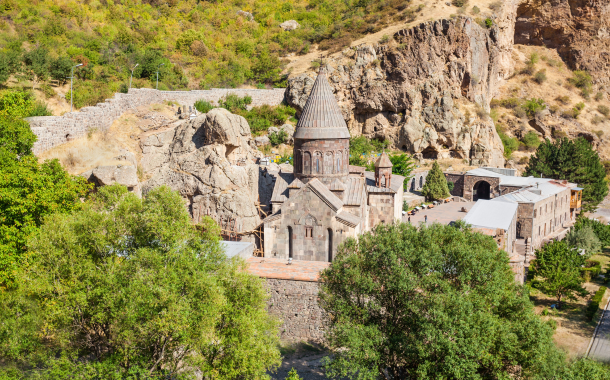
[68,63,83,113]
[129,63,139,91]
[156,63,164,90]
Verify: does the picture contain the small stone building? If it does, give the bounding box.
[263,69,404,261]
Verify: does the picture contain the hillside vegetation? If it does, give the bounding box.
[0,0,423,105]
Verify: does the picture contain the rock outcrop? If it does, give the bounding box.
[140,108,266,243]
[286,14,520,167]
[514,0,610,92]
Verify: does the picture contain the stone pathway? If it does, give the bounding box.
[588,297,610,363]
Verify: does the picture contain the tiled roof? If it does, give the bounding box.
[307,178,344,212]
[246,257,329,282]
[270,172,294,203]
[288,177,304,189]
[336,211,361,228]
[262,212,282,223]
[366,185,395,193]
[375,152,393,168]
[349,165,366,174]
[343,176,366,205]
[294,68,350,140]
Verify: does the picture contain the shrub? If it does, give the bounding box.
[514,107,527,119]
[549,105,560,114]
[488,1,502,11]
[555,95,570,105]
[497,127,520,158]
[475,105,488,118]
[575,102,586,111]
[485,18,493,28]
[598,105,610,117]
[471,6,480,14]
[523,98,546,117]
[521,131,541,150]
[595,92,604,101]
[219,93,252,112]
[518,156,529,165]
[380,34,391,44]
[569,70,593,98]
[451,0,468,6]
[552,129,567,139]
[595,130,604,138]
[268,130,287,146]
[592,116,605,125]
[562,107,581,119]
[447,181,455,192]
[586,286,607,320]
[533,69,547,84]
[194,99,214,114]
[527,52,540,66]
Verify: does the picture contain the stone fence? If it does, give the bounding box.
[26,88,286,154]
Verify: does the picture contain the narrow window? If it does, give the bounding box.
[316,158,320,173]
[287,226,293,258]
[328,228,333,262]
[305,227,313,238]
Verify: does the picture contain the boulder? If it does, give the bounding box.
[255,135,270,146]
[280,20,300,31]
[83,164,141,196]
[236,10,253,21]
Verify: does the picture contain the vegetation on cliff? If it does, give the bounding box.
[0,0,418,109]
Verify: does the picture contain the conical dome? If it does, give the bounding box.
[375,152,393,168]
[294,68,350,140]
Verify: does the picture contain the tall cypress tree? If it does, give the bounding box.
[525,137,608,211]
[421,161,450,201]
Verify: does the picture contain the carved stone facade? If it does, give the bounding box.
[294,138,349,185]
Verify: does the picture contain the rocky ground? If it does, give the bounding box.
[270,343,328,380]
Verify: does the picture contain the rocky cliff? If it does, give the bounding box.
[140,108,267,242]
[515,0,610,92]
[286,14,520,167]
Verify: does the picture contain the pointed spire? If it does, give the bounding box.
[375,152,393,168]
[294,67,350,140]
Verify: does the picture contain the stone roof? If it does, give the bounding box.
[336,211,361,228]
[294,68,350,140]
[364,171,405,193]
[288,177,304,189]
[343,176,367,205]
[307,178,344,212]
[270,172,293,203]
[375,152,393,168]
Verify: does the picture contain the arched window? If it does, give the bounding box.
[336,150,342,173]
[315,152,322,173]
[324,152,333,174]
[419,176,423,188]
[304,152,311,174]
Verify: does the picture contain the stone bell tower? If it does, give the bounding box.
[375,152,393,188]
[293,67,350,186]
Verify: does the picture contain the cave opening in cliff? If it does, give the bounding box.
[473,180,491,201]
[422,147,438,160]
[450,150,462,159]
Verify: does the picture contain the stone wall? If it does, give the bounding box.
[445,172,465,197]
[266,278,327,343]
[368,192,395,227]
[26,88,285,154]
[407,170,429,192]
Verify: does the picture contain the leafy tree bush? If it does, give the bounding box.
[530,241,588,308]
[568,70,593,97]
[219,93,253,112]
[534,69,547,84]
[497,126,520,157]
[0,90,50,118]
[0,51,19,86]
[447,180,455,192]
[49,56,74,85]
[485,17,493,28]
[0,117,90,286]
[521,131,541,150]
[586,286,607,320]
[320,222,564,379]
[421,161,450,201]
[525,138,608,211]
[565,225,601,256]
[558,358,610,380]
[269,129,287,145]
[0,185,281,377]
[389,153,415,190]
[285,368,303,380]
[194,99,215,114]
[574,217,610,247]
[523,98,546,117]
[598,104,610,117]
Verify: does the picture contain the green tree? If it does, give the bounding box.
[49,56,74,85]
[22,47,50,89]
[0,185,281,377]
[421,160,450,201]
[525,137,608,211]
[319,222,563,379]
[389,153,415,190]
[530,240,588,308]
[285,368,303,380]
[0,51,19,86]
[574,217,610,247]
[565,225,601,256]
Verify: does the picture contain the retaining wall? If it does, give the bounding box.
[26,88,286,154]
[266,278,327,343]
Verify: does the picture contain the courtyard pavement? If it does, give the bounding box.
[402,200,476,226]
[589,298,610,363]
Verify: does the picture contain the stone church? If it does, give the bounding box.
[263,68,405,261]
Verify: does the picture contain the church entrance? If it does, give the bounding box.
[473,180,491,201]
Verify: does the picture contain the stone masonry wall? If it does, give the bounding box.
[266,278,327,343]
[26,88,285,154]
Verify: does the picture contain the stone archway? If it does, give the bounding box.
[473,180,491,201]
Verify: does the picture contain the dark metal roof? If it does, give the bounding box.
[294,68,350,140]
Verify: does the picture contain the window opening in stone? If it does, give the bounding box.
[316,158,320,173]
[328,228,333,262]
[304,152,311,174]
[419,176,423,188]
[288,226,293,258]
[305,227,313,239]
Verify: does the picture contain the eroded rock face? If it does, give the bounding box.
[515,0,610,92]
[140,109,266,243]
[286,16,517,167]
